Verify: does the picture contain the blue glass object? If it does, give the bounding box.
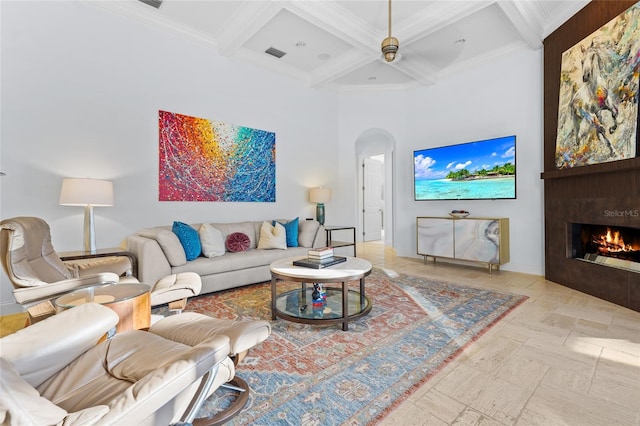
[316,203,325,225]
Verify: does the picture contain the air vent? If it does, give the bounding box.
[265,47,287,59]
[139,0,163,9]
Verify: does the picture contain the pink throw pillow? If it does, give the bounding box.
[226,232,251,253]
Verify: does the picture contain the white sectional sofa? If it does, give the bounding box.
[126,219,326,295]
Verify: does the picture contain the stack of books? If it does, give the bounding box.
[308,247,334,260]
[293,247,347,269]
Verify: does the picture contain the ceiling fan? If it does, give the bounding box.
[381,0,399,62]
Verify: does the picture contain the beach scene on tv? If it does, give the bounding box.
[414,135,516,200]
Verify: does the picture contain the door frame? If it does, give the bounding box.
[355,129,395,247]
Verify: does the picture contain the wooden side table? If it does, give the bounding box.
[59,248,138,277]
[55,283,151,334]
[0,306,30,337]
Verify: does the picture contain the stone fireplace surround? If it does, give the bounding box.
[543,1,640,312]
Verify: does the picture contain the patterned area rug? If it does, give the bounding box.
[156,268,527,425]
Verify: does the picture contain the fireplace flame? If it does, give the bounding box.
[592,227,638,254]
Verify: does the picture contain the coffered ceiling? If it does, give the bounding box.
[93,0,590,91]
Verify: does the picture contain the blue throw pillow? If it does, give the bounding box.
[274,217,299,247]
[172,221,201,261]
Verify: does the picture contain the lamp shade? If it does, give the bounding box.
[59,178,114,206]
[309,187,331,204]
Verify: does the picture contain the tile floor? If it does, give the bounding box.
[355,241,640,426]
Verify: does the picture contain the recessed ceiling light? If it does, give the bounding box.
[318,53,331,61]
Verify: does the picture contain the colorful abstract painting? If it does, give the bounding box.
[159,110,275,202]
[555,1,640,169]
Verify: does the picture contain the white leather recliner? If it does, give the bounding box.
[0,217,202,321]
[0,303,236,425]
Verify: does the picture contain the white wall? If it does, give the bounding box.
[336,90,410,229]
[0,1,339,303]
[0,1,546,306]
[338,48,545,275]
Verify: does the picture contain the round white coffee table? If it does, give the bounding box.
[270,256,372,331]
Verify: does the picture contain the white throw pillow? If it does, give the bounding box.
[199,223,226,258]
[257,221,287,250]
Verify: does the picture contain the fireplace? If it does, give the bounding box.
[543,0,640,312]
[543,192,640,311]
[570,223,640,273]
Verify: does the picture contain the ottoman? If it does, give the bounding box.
[150,312,271,365]
[150,313,271,424]
[150,272,202,312]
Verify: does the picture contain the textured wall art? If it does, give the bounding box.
[159,110,276,202]
[555,1,640,169]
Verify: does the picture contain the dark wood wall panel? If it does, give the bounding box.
[543,1,640,312]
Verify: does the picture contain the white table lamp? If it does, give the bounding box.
[60,178,114,253]
[309,187,331,225]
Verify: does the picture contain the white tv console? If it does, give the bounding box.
[416,216,510,273]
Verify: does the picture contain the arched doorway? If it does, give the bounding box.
[355,129,395,247]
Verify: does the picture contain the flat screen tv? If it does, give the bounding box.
[414,135,516,201]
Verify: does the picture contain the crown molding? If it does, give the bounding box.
[84,1,219,50]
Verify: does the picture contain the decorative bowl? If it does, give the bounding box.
[449,211,470,218]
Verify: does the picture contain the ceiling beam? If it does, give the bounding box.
[391,48,439,86]
[496,1,543,50]
[286,1,380,55]
[215,2,282,58]
[397,1,493,45]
